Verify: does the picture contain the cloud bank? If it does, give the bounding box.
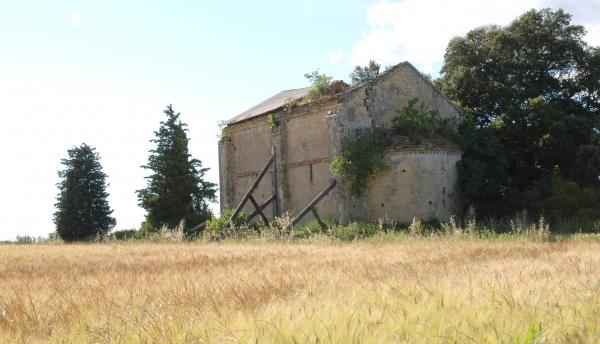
[350,0,600,74]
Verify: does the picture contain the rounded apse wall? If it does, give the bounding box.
[366,150,461,224]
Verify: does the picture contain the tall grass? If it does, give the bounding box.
[1,237,600,342]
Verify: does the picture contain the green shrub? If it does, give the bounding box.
[304,70,333,100]
[292,218,335,239]
[112,229,137,241]
[330,127,393,196]
[392,98,457,140]
[134,221,158,239]
[206,209,246,235]
[267,113,279,131]
[330,222,378,241]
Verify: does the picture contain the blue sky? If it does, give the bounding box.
[1,0,599,240]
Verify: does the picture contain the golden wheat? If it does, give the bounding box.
[1,237,599,343]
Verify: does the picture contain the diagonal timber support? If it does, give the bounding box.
[227,153,277,227]
[285,180,337,231]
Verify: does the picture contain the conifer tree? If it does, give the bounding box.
[54,144,116,241]
[137,105,216,234]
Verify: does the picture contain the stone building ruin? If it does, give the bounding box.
[218,62,461,225]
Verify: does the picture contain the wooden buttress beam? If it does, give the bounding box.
[227,154,274,225]
[285,180,337,230]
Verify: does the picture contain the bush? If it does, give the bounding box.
[112,229,137,241]
[392,98,457,139]
[206,209,246,237]
[304,70,333,100]
[292,218,335,239]
[330,127,393,196]
[329,222,378,241]
[267,113,279,131]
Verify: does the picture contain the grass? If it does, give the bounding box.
[1,235,600,343]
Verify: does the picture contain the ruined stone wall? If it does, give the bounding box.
[218,117,275,217]
[219,100,337,222]
[284,105,334,217]
[220,63,462,223]
[367,150,461,223]
[330,64,462,222]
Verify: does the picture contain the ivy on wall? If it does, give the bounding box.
[330,98,456,196]
[330,127,392,196]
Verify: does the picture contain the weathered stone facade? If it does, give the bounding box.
[219,62,461,224]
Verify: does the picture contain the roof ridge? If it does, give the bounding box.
[226,61,459,125]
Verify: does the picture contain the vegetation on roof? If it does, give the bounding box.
[331,98,454,196]
[303,69,333,100]
[349,60,381,85]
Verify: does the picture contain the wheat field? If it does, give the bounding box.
[1,238,600,343]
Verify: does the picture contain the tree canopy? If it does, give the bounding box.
[349,60,381,85]
[438,8,600,219]
[137,105,217,234]
[54,144,115,241]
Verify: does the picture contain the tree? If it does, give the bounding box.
[137,105,216,235]
[304,69,333,100]
[54,144,115,241]
[438,8,600,219]
[349,60,380,85]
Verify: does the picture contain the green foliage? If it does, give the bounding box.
[137,105,217,236]
[206,209,246,235]
[392,98,457,140]
[524,168,600,221]
[54,144,116,242]
[438,8,600,218]
[112,229,137,241]
[393,98,437,136]
[392,98,435,136]
[304,70,333,100]
[267,113,279,131]
[330,98,457,197]
[349,60,381,85]
[329,222,378,241]
[330,127,393,196]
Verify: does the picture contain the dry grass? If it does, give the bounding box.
[1,238,600,343]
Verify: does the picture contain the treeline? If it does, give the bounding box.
[436,8,600,222]
[53,105,216,241]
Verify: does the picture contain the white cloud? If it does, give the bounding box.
[350,0,600,75]
[329,50,344,64]
[70,10,82,26]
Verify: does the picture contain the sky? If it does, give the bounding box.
[0,0,599,241]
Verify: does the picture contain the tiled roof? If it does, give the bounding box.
[227,87,310,124]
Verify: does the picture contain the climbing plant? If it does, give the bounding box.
[267,113,279,131]
[331,98,456,197]
[330,127,392,196]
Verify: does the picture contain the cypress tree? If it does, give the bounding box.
[54,144,116,241]
[136,105,216,234]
